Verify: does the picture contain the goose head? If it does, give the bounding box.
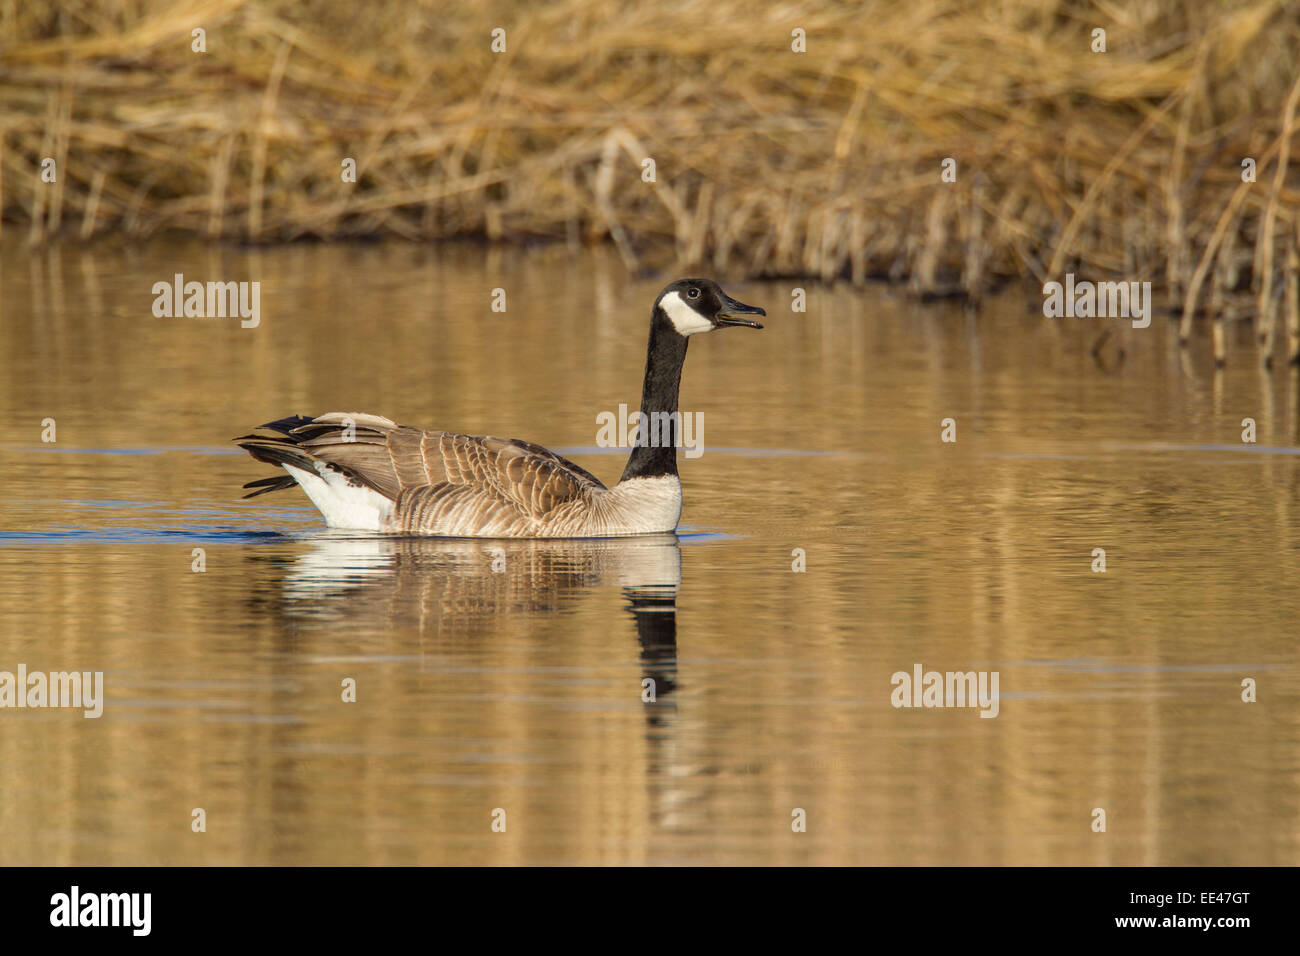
[655,278,765,337]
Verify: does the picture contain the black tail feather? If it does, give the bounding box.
[234,414,320,498]
[241,475,298,499]
[236,413,382,499]
[258,415,317,436]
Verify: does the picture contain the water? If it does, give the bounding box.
[2,238,1298,865]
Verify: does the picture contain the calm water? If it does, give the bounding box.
[2,238,1298,865]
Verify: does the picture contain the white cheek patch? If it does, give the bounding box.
[660,290,714,336]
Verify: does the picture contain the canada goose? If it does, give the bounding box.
[235,279,765,537]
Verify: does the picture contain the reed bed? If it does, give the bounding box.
[2,0,1299,355]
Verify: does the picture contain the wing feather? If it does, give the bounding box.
[239,412,607,533]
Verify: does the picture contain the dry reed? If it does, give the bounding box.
[2,0,1299,352]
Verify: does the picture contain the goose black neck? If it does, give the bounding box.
[620,308,687,482]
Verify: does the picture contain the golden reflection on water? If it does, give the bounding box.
[1,238,1298,865]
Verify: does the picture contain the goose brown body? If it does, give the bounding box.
[237,412,683,537]
[235,279,764,538]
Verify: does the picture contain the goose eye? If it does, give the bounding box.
[687,288,700,299]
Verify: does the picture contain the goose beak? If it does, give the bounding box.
[716,294,766,329]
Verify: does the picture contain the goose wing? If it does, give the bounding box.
[237,413,607,531]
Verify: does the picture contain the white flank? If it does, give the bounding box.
[283,463,393,531]
[659,290,713,336]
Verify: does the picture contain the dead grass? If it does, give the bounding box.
[2,0,1300,353]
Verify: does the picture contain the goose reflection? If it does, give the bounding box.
[248,531,682,699]
[246,531,698,831]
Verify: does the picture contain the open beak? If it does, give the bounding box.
[716,293,766,329]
